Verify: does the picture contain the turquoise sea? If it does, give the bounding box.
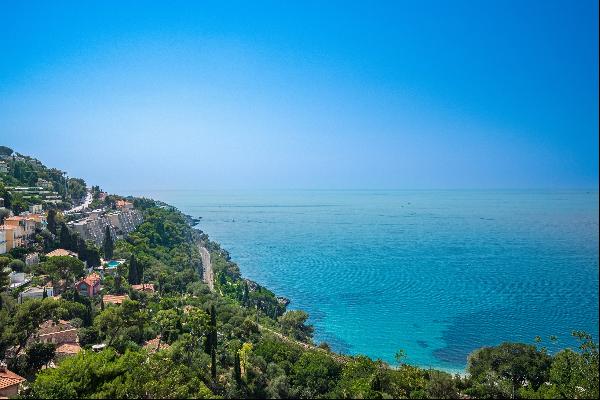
[130,189,599,371]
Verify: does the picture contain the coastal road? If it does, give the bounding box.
[257,323,349,364]
[198,245,214,291]
[64,190,93,214]
[198,243,345,363]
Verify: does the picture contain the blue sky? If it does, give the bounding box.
[1,0,598,190]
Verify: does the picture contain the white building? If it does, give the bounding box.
[9,272,32,289]
[29,204,43,214]
[18,285,54,303]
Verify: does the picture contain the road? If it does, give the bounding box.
[65,190,93,214]
[198,244,214,291]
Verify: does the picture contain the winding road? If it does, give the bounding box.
[198,244,214,291]
[198,243,346,363]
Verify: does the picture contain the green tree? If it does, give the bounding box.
[467,342,552,399]
[103,225,114,260]
[41,256,85,291]
[47,208,58,234]
[278,310,314,342]
[127,254,139,285]
[59,222,72,250]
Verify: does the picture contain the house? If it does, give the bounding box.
[34,320,78,345]
[116,200,134,210]
[102,294,128,305]
[75,272,101,297]
[0,363,26,398]
[0,225,24,251]
[131,283,155,293]
[55,343,82,360]
[29,204,43,214]
[4,216,36,239]
[8,271,31,289]
[18,285,54,303]
[46,248,78,258]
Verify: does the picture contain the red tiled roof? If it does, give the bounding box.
[0,368,25,390]
[46,248,78,258]
[55,343,82,355]
[103,294,128,305]
[78,273,101,287]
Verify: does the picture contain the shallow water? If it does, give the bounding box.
[131,189,599,370]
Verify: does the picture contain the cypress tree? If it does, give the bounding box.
[211,348,217,380]
[59,222,71,249]
[127,254,138,285]
[47,209,57,234]
[102,226,114,260]
[42,287,47,299]
[210,304,217,350]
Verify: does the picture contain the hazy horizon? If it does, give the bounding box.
[2,1,598,191]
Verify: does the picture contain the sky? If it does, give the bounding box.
[0,0,598,191]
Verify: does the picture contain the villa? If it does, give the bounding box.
[75,272,102,297]
[18,285,54,303]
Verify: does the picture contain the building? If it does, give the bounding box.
[46,248,78,258]
[4,216,37,242]
[55,343,82,360]
[36,178,54,189]
[34,320,78,345]
[0,225,23,252]
[103,294,128,305]
[131,283,155,293]
[9,272,31,289]
[18,285,54,303]
[0,160,8,174]
[69,216,114,246]
[75,272,102,297]
[29,204,43,214]
[116,200,134,210]
[0,363,26,398]
[106,209,143,235]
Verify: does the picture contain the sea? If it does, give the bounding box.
[129,189,599,371]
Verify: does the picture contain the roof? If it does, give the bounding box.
[103,294,128,305]
[0,368,25,391]
[35,320,78,345]
[77,272,101,287]
[46,248,78,258]
[4,216,24,222]
[116,200,133,208]
[37,320,73,335]
[131,283,155,293]
[55,343,82,355]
